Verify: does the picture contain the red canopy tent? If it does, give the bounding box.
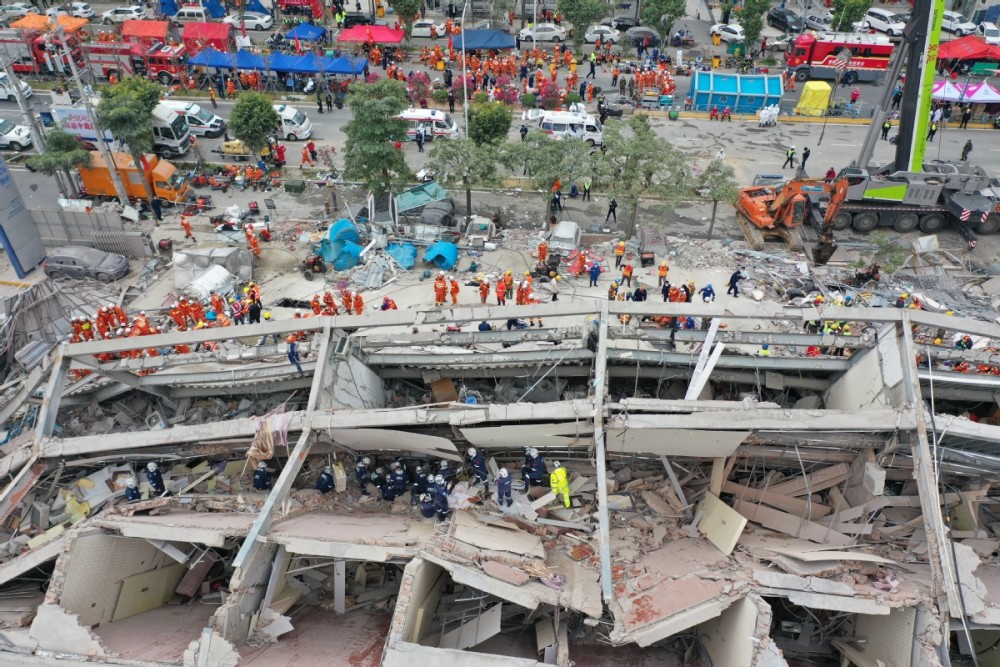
[121,20,170,49]
[938,35,1000,61]
[182,22,234,56]
[337,25,405,44]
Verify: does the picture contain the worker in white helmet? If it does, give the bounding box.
[496,467,513,508]
[123,477,141,503]
[145,462,165,495]
[253,462,272,490]
[550,461,571,509]
[467,447,489,491]
[316,466,335,494]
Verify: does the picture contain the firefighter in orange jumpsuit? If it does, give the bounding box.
[503,270,514,299]
[353,292,364,315]
[515,281,527,305]
[133,312,153,336]
[495,279,507,306]
[79,316,95,341]
[310,294,322,315]
[96,307,112,339]
[70,317,84,343]
[525,289,542,327]
[247,282,261,302]
[322,291,338,314]
[210,292,225,317]
[433,272,447,306]
[479,278,490,304]
[248,232,261,258]
[341,290,353,314]
[537,241,548,263]
[180,214,195,241]
[169,302,187,328]
[380,296,398,310]
[189,301,206,325]
[449,276,460,305]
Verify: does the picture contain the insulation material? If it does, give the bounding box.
[438,603,502,650]
[111,563,186,621]
[605,428,748,456]
[180,264,236,303]
[326,428,461,461]
[173,247,252,286]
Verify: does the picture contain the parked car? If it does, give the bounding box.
[223,12,273,30]
[43,246,130,282]
[0,119,31,151]
[171,6,209,23]
[803,13,832,31]
[584,25,620,43]
[978,21,1000,45]
[101,6,146,23]
[0,3,38,18]
[519,23,567,42]
[46,2,93,18]
[0,72,32,102]
[941,11,976,36]
[861,8,906,36]
[410,18,445,37]
[342,13,374,28]
[600,15,637,31]
[765,33,795,53]
[625,26,660,47]
[767,7,804,32]
[710,23,745,43]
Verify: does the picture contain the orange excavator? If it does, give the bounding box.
[735,177,848,265]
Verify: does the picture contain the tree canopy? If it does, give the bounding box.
[503,132,593,196]
[431,138,501,219]
[468,102,513,146]
[229,92,280,154]
[738,0,770,57]
[641,0,686,37]
[26,129,91,196]
[694,159,739,238]
[831,0,871,32]
[558,0,607,49]
[342,78,411,197]
[97,78,161,202]
[391,0,422,41]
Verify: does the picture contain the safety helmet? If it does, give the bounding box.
[139,311,145,316]
[498,467,509,478]
[448,275,454,281]
[125,477,137,488]
[524,271,531,276]
[505,269,512,275]
[762,344,770,350]
[107,303,115,309]
[553,461,562,468]
[147,462,158,472]
[263,312,271,319]
[467,447,476,457]
[393,463,402,471]
[257,462,267,470]
[370,472,380,482]
[845,295,853,303]
[529,448,539,458]
[229,297,235,303]
[945,310,954,316]
[934,338,943,345]
[901,293,909,299]
[439,271,445,275]
[420,493,430,502]
[435,474,445,484]
[415,465,423,473]
[375,466,385,475]
[294,310,302,317]
[440,460,449,469]
[362,457,371,466]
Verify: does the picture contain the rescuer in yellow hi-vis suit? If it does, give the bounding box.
[550,461,571,509]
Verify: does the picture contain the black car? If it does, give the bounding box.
[767,7,804,32]
[601,15,638,31]
[625,26,660,47]
[342,13,373,28]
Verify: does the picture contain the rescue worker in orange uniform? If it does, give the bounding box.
[449,276,461,305]
[353,292,364,316]
[433,272,447,306]
[495,279,507,306]
[190,301,206,325]
[70,317,84,343]
[503,269,514,299]
[79,316,95,341]
[210,292,225,317]
[380,296,398,310]
[614,240,626,268]
[341,290,353,314]
[169,302,187,328]
[657,260,669,287]
[479,277,490,304]
[323,291,338,315]
[180,214,196,241]
[310,294,322,315]
[537,241,548,263]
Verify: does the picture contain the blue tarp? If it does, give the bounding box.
[454,29,516,51]
[285,53,331,74]
[159,0,178,16]
[424,242,458,270]
[315,219,362,267]
[245,0,268,12]
[265,52,300,72]
[286,23,326,41]
[234,49,266,70]
[188,47,234,68]
[204,0,226,18]
[328,56,368,74]
[333,242,364,270]
[689,70,783,114]
[386,242,417,269]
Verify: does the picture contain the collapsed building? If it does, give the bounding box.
[0,298,999,667]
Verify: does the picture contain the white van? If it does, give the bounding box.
[525,109,604,146]
[150,104,192,158]
[0,72,31,102]
[273,104,312,140]
[396,108,459,141]
[158,101,225,138]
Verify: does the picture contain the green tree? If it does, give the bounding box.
[558,0,607,49]
[342,78,411,197]
[739,0,770,57]
[695,159,739,239]
[831,0,871,32]
[229,92,280,155]
[720,0,735,24]
[468,102,513,146]
[391,0,422,42]
[26,128,92,197]
[593,115,689,237]
[96,77,161,205]
[501,132,592,217]
[641,0,686,38]
[431,138,501,220]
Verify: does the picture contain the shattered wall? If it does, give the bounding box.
[395,557,447,644]
[824,327,905,411]
[214,542,279,647]
[852,607,916,666]
[321,354,387,410]
[57,534,168,628]
[697,595,758,667]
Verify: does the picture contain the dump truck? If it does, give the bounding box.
[78,151,190,205]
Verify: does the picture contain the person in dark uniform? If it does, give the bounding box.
[355,457,371,495]
[253,462,272,490]
[419,493,436,518]
[467,447,489,491]
[124,477,141,503]
[411,465,428,505]
[146,462,165,496]
[316,466,335,493]
[496,467,513,507]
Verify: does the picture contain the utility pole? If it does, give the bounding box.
[0,64,66,194]
[56,28,129,207]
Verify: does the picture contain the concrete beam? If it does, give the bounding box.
[356,326,585,347]
[606,348,849,372]
[233,323,332,571]
[310,400,596,429]
[611,399,783,413]
[622,409,915,432]
[593,302,613,605]
[364,349,594,367]
[614,328,871,349]
[0,358,52,426]
[170,376,315,398]
[128,361,319,387]
[36,346,70,440]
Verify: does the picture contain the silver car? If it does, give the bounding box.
[803,13,833,31]
[43,246,130,282]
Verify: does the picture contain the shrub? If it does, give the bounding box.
[407,72,432,104]
[520,93,537,107]
[472,91,489,105]
[565,93,582,105]
[432,89,449,104]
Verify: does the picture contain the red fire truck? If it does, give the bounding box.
[0,28,86,76]
[278,0,322,19]
[785,32,894,84]
[82,41,187,84]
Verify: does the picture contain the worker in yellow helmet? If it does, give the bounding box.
[549,461,571,508]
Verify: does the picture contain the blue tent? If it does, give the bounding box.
[327,56,367,74]
[265,52,300,72]
[245,0,268,13]
[234,49,266,70]
[285,53,329,74]
[386,243,416,269]
[188,48,234,68]
[454,29,515,51]
[424,242,458,270]
[286,23,326,41]
[689,71,783,114]
[159,0,178,16]
[204,0,226,18]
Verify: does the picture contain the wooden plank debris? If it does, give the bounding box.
[733,499,852,547]
[722,481,832,519]
[765,464,850,498]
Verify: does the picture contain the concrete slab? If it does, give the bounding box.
[269,512,434,561]
[239,608,390,667]
[93,511,256,547]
